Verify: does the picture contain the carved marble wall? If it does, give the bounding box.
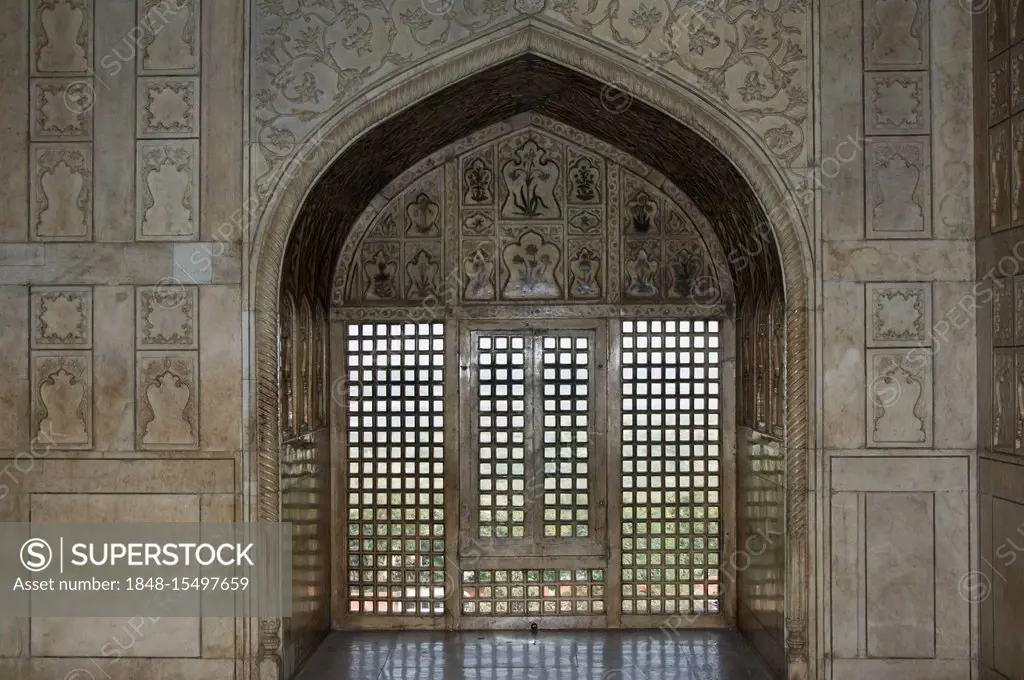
[975,2,1024,679]
[0,0,987,678]
[0,0,246,678]
[820,0,976,677]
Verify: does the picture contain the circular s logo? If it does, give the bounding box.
[20,538,53,572]
[64,670,95,680]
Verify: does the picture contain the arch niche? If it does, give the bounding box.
[250,27,814,680]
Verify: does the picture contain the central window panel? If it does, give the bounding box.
[459,322,607,560]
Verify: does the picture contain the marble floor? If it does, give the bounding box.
[293,629,776,680]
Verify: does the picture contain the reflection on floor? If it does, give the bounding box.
[294,629,776,680]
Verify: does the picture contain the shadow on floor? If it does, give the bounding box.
[293,629,776,680]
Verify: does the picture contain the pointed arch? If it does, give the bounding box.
[249,24,814,680]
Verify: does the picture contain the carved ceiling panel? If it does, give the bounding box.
[331,116,732,311]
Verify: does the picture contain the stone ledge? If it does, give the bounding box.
[824,240,975,282]
[0,243,241,285]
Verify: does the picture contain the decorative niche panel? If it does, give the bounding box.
[332,115,732,315]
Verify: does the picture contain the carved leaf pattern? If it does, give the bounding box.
[252,0,810,208]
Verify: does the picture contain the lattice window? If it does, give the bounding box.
[541,334,591,539]
[461,569,605,616]
[343,322,446,615]
[476,333,528,539]
[620,319,722,616]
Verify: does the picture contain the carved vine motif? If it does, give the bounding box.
[252,3,809,209]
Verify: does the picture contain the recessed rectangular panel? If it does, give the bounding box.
[620,319,722,616]
[344,322,446,616]
[865,492,935,658]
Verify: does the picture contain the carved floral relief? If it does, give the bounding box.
[567,240,602,299]
[991,52,1011,125]
[463,240,496,301]
[499,136,562,220]
[1012,114,1024,226]
[31,78,93,140]
[500,230,562,299]
[137,285,197,349]
[32,0,91,74]
[993,277,1015,347]
[360,242,401,302]
[136,140,199,240]
[137,352,198,449]
[138,77,200,138]
[866,283,930,347]
[992,122,1012,232]
[865,0,927,69]
[31,143,92,240]
[334,119,727,309]
[31,287,92,348]
[865,72,929,135]
[32,351,92,449]
[867,350,931,447]
[994,350,1015,453]
[138,0,198,74]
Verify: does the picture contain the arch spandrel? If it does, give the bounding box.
[330,116,735,313]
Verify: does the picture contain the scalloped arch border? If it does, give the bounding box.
[249,23,814,680]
